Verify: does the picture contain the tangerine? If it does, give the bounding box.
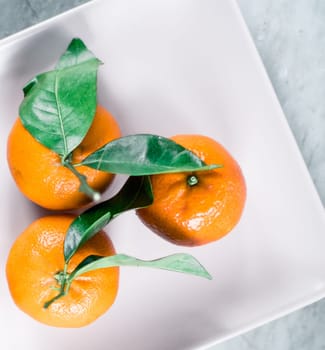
[7,105,121,210]
[6,215,119,328]
[137,134,246,246]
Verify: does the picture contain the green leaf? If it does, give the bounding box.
[81,134,221,175]
[69,253,212,281]
[64,176,153,263]
[19,38,101,158]
[56,38,101,69]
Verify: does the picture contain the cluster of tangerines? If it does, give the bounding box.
[5,39,246,328]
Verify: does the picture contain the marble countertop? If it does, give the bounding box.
[1,0,324,349]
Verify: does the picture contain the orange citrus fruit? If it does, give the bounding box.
[7,105,121,210]
[6,215,119,328]
[137,135,246,246]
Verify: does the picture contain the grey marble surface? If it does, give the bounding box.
[0,0,324,349]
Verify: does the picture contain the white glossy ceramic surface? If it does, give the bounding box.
[0,1,324,349]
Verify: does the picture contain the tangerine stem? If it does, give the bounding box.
[187,175,199,187]
[43,290,66,309]
[44,263,70,309]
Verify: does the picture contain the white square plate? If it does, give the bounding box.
[1,0,325,349]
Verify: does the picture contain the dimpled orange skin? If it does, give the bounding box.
[7,105,121,210]
[6,215,119,328]
[137,135,246,246]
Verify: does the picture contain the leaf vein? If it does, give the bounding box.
[54,72,68,157]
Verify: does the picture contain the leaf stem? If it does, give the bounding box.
[71,162,82,167]
[63,158,101,202]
